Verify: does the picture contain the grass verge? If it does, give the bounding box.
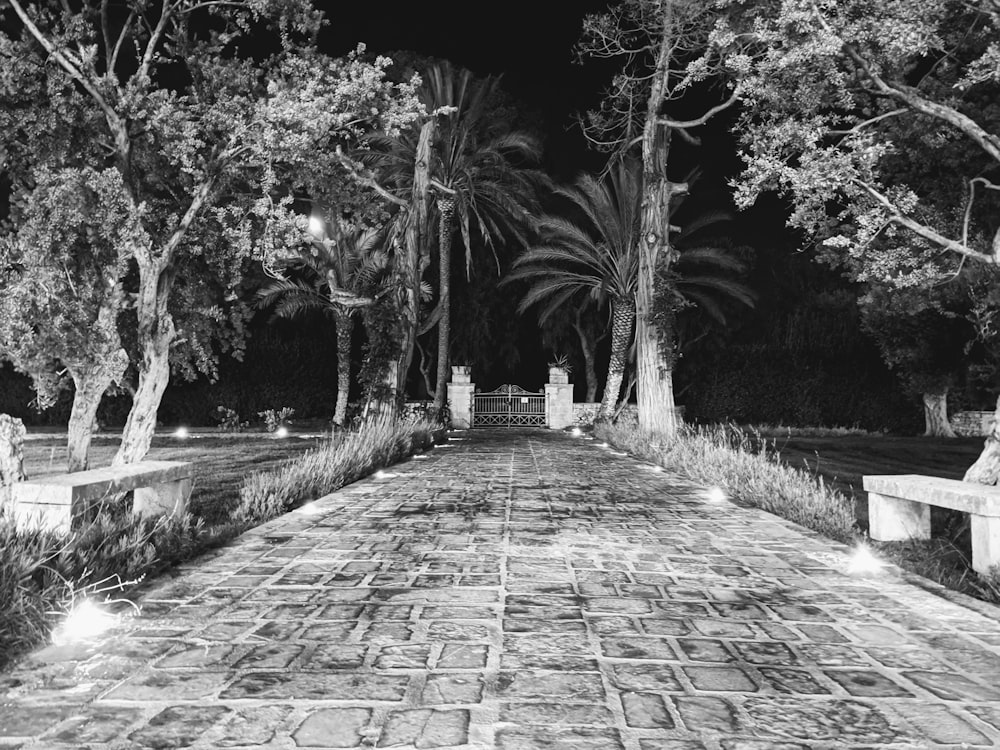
[595,421,857,542]
[0,415,437,670]
[596,421,1000,604]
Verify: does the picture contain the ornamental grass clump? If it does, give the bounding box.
[236,414,437,523]
[595,421,858,543]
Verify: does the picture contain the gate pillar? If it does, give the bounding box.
[447,366,474,429]
[545,367,573,430]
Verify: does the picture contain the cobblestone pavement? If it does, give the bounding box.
[4,429,1000,749]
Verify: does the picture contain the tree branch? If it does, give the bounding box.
[855,179,1000,264]
[138,0,173,81]
[8,0,125,135]
[838,40,1000,164]
[335,147,408,209]
[656,87,741,130]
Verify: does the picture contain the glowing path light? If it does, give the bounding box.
[705,486,727,503]
[173,426,189,439]
[51,600,118,646]
[374,470,398,480]
[571,427,583,438]
[274,426,289,439]
[847,545,884,575]
[297,502,323,515]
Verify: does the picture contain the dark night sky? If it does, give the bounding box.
[318,0,613,178]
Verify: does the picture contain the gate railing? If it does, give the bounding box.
[472,384,546,427]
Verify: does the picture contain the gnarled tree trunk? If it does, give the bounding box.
[66,350,128,472]
[964,395,1000,484]
[334,311,353,427]
[114,259,174,465]
[599,299,635,419]
[922,390,956,438]
[0,414,26,514]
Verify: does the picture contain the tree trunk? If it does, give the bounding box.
[114,260,175,465]
[0,414,26,512]
[432,196,455,413]
[964,395,1000,484]
[389,118,436,410]
[923,390,956,438]
[66,351,127,472]
[333,311,354,427]
[574,316,599,404]
[635,5,681,437]
[599,299,636,419]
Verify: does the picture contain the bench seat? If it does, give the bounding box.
[12,460,193,533]
[863,474,1000,575]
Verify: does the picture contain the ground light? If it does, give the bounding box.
[571,427,583,438]
[648,464,663,473]
[51,600,118,646]
[274,426,289,439]
[173,426,189,439]
[297,502,323,515]
[847,544,884,575]
[705,486,727,503]
[374,470,398,480]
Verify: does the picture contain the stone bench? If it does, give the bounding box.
[862,474,1000,575]
[12,461,193,534]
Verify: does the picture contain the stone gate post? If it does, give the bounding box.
[545,367,573,430]
[447,366,474,429]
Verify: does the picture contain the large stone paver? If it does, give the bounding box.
[3,429,1000,749]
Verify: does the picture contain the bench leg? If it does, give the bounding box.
[133,478,193,518]
[971,515,1000,576]
[868,492,931,541]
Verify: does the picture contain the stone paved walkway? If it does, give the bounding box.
[4,430,1000,749]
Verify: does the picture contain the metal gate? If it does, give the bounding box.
[472,384,546,427]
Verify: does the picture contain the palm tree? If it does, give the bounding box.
[507,157,642,418]
[510,158,755,420]
[256,220,388,426]
[366,62,544,412]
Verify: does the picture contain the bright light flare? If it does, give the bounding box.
[52,600,118,646]
[705,486,727,503]
[599,442,610,449]
[297,502,323,515]
[374,470,398,480]
[308,215,325,236]
[571,427,583,437]
[847,545,883,575]
[274,426,289,439]
[173,426,189,439]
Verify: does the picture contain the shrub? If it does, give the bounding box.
[595,421,858,543]
[214,405,250,432]
[0,415,437,669]
[258,407,295,432]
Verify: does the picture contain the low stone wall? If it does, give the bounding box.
[951,410,995,437]
[571,404,685,427]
